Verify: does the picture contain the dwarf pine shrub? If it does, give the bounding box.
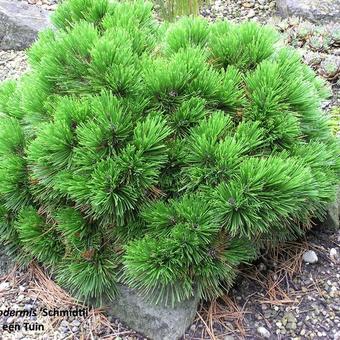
[0,0,339,306]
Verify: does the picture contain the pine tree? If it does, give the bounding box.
[0,0,339,306]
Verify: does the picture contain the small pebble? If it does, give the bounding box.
[247,9,256,18]
[17,295,25,302]
[330,248,338,261]
[257,326,271,338]
[224,336,235,340]
[72,319,81,327]
[0,282,10,291]
[60,320,69,328]
[243,2,254,8]
[6,317,15,323]
[24,304,33,311]
[303,250,318,264]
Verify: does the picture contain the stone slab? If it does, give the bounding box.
[106,285,200,340]
[0,0,51,50]
[322,186,340,230]
[276,0,340,24]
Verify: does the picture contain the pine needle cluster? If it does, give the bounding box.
[0,0,339,306]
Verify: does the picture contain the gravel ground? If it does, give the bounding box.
[0,1,339,339]
[18,0,58,11]
[201,0,276,23]
[0,265,146,339]
[184,227,340,339]
[0,51,27,82]
[0,229,338,339]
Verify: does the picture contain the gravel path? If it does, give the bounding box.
[0,1,339,339]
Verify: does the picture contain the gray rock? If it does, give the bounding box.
[257,326,271,338]
[0,0,51,50]
[106,285,200,340]
[0,248,15,276]
[321,186,340,230]
[276,0,340,24]
[303,250,318,264]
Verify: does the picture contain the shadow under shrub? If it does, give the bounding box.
[0,0,339,307]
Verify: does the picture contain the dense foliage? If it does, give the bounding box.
[0,0,339,306]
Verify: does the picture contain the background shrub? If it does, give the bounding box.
[0,0,339,306]
[155,0,209,21]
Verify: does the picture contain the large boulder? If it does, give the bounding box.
[0,0,50,50]
[276,0,340,23]
[106,285,200,340]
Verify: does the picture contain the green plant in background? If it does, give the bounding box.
[0,0,339,307]
[156,0,209,20]
[329,106,340,136]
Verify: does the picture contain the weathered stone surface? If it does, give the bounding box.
[0,248,15,277]
[0,0,51,50]
[322,186,340,230]
[276,0,340,23]
[106,285,200,340]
